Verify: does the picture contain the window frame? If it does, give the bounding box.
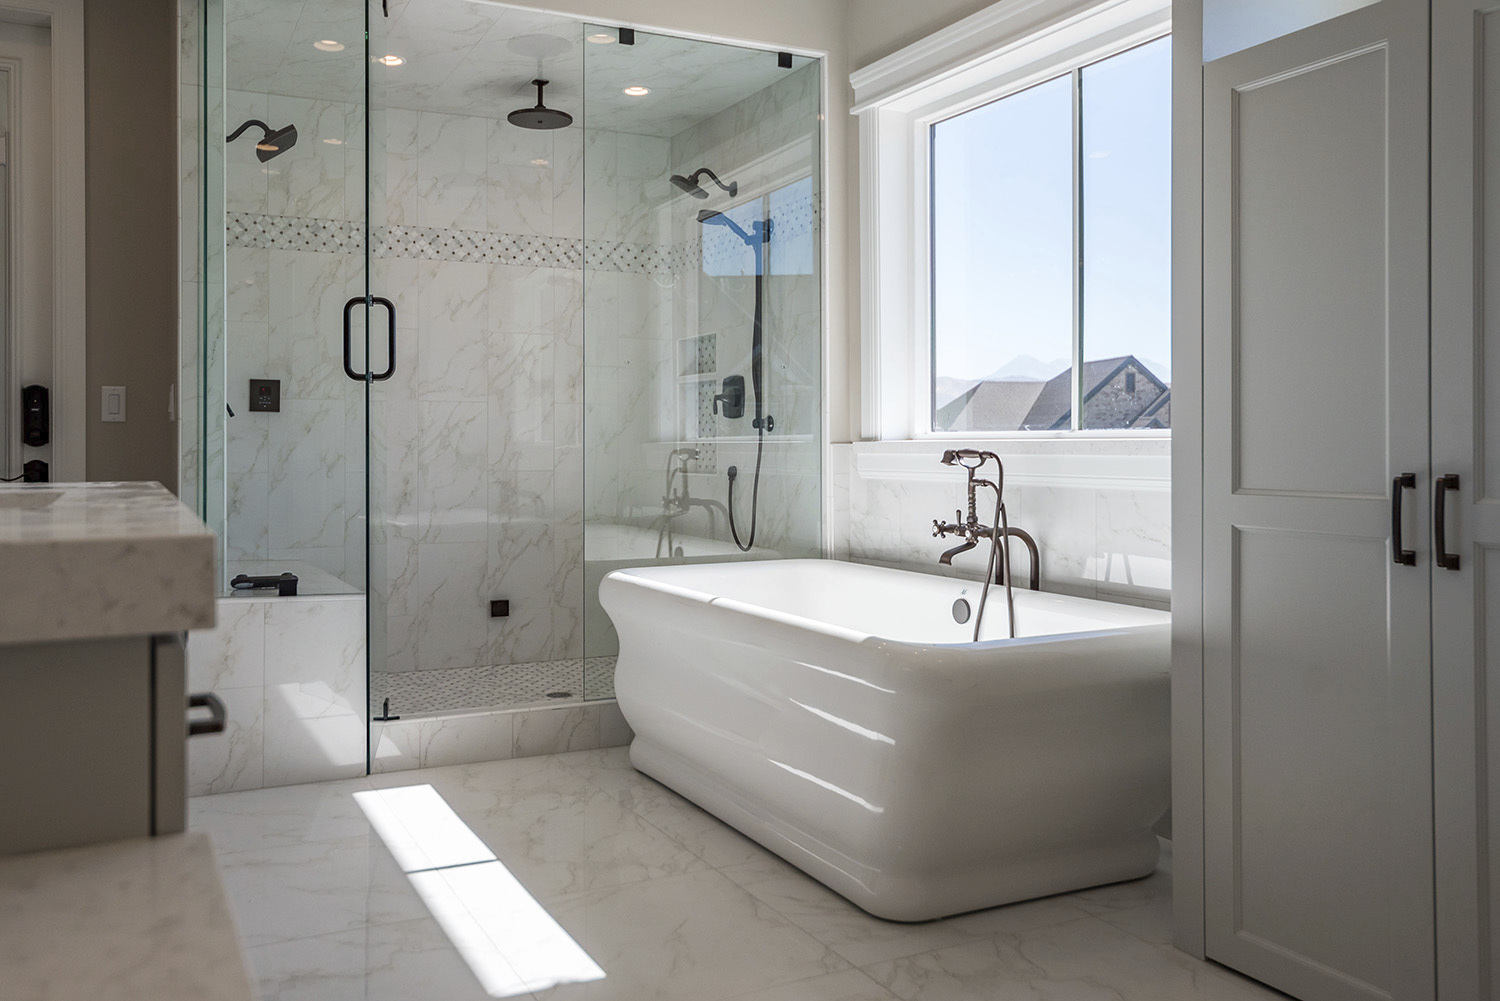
[852,0,1171,441]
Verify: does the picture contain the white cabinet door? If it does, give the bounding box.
[1201,2,1435,998]
[1431,2,1500,998]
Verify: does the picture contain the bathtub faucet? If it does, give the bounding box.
[933,449,1017,641]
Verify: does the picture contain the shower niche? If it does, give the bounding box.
[186,0,822,783]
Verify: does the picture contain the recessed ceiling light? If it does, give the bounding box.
[314,39,345,52]
[622,85,650,97]
[323,138,344,145]
[376,54,405,67]
[586,32,616,44]
[530,157,549,166]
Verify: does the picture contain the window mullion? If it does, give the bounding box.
[1070,65,1084,431]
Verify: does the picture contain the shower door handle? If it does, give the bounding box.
[370,297,396,381]
[342,296,363,381]
[1392,472,1417,566]
[1435,473,1461,571]
[342,296,398,382]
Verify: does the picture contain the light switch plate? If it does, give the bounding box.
[101,386,126,422]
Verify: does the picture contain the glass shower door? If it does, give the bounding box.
[580,28,824,688]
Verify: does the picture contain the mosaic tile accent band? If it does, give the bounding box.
[373,656,618,717]
[226,212,697,274]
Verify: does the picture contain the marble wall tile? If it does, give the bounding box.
[189,600,266,692]
[489,264,552,334]
[513,704,599,757]
[266,96,346,220]
[188,686,265,796]
[488,332,554,472]
[420,711,516,769]
[597,701,634,748]
[1095,487,1172,601]
[262,597,367,787]
[417,260,489,400]
[226,471,269,561]
[414,541,489,673]
[268,399,347,552]
[417,401,488,543]
[417,111,487,230]
[488,163,553,235]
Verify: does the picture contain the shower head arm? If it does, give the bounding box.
[225,119,272,143]
[687,167,737,197]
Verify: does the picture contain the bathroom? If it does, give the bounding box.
[0,0,1480,1000]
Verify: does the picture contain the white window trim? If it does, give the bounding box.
[852,0,1171,443]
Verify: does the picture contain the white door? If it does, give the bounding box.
[1201,2,1435,999]
[1431,1,1500,997]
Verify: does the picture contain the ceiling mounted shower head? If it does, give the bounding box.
[226,119,299,161]
[670,166,737,199]
[509,79,573,130]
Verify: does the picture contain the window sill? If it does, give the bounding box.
[841,437,1169,490]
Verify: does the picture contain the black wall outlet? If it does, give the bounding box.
[490,600,510,618]
[249,379,281,413]
[22,385,47,446]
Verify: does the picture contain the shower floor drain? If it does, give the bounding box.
[546,691,574,699]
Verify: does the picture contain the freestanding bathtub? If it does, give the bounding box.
[600,558,1171,922]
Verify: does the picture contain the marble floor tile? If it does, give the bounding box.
[215,836,429,947]
[199,752,1275,1001]
[1068,867,1175,946]
[189,775,375,854]
[532,869,851,1001]
[247,918,498,1001]
[863,913,1286,1001]
[461,786,710,900]
[720,856,1086,969]
[725,969,902,1001]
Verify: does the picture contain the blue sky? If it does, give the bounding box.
[931,36,1172,386]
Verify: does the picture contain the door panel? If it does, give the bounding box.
[1431,2,1500,997]
[1233,48,1389,498]
[1203,3,1434,999]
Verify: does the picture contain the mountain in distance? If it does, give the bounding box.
[984,355,1070,382]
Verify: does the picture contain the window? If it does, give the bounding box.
[929,35,1171,433]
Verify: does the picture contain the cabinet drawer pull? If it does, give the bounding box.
[1392,473,1417,566]
[1436,473,1461,571]
[187,693,227,736]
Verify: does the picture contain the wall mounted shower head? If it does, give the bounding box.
[226,119,299,161]
[697,208,767,247]
[670,166,737,199]
[509,79,573,130]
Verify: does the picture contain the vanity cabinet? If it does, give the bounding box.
[1181,1,1496,999]
[0,482,216,857]
[0,634,191,855]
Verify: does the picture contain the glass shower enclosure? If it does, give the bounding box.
[191,0,822,771]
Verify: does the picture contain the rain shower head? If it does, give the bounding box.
[226,119,298,161]
[509,79,573,130]
[670,166,737,199]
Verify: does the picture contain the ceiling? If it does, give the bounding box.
[221,0,815,138]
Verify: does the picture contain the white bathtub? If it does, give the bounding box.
[601,558,1171,922]
[582,522,778,658]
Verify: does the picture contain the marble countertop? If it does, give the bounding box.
[0,832,256,1001]
[0,482,216,645]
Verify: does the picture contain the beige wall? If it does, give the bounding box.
[84,0,179,490]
